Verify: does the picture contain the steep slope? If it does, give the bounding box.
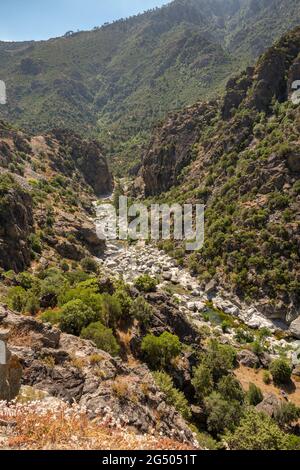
[0,120,113,272]
[0,0,299,170]
[140,26,300,323]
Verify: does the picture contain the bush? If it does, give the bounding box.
[7,286,28,312]
[270,358,292,385]
[59,299,98,335]
[221,320,230,333]
[204,391,242,436]
[192,364,213,401]
[153,371,191,421]
[16,272,35,290]
[225,409,297,450]
[25,293,40,315]
[235,328,254,344]
[81,322,120,356]
[130,296,153,328]
[40,309,62,325]
[263,370,271,384]
[274,402,300,427]
[29,233,42,254]
[141,332,182,369]
[101,293,122,329]
[217,375,244,403]
[202,339,237,381]
[247,383,263,406]
[114,287,132,318]
[80,257,99,274]
[134,275,157,293]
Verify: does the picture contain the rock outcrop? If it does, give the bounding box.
[289,317,300,339]
[0,305,196,445]
[0,328,22,401]
[137,27,300,325]
[0,119,112,270]
[142,102,217,196]
[0,175,34,271]
[51,129,113,196]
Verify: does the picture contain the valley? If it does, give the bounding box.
[0,0,300,453]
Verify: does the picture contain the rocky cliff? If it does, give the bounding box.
[0,305,196,446]
[0,120,113,272]
[139,27,300,323]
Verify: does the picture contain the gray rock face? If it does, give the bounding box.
[289,317,300,339]
[237,349,260,368]
[256,393,281,418]
[0,329,22,401]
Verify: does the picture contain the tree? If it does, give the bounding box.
[141,332,182,369]
[153,371,191,421]
[81,322,120,356]
[114,287,132,318]
[225,409,297,450]
[59,299,98,335]
[247,383,263,406]
[270,358,292,385]
[130,296,153,328]
[102,293,122,329]
[192,364,213,401]
[204,392,242,436]
[202,339,237,382]
[217,375,245,404]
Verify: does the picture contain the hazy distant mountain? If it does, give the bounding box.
[0,0,299,170]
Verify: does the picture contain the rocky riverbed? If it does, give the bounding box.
[94,202,300,363]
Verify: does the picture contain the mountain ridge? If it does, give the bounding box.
[1,0,300,171]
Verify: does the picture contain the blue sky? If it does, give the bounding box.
[0,0,171,41]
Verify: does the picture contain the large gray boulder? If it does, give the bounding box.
[256,394,281,418]
[289,316,300,339]
[237,349,260,368]
[0,329,22,401]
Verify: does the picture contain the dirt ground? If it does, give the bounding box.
[235,365,300,406]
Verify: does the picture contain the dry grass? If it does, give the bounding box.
[235,365,300,406]
[0,400,196,450]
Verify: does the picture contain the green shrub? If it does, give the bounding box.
[141,332,182,369]
[274,402,300,427]
[192,364,213,401]
[221,320,230,333]
[25,293,40,315]
[40,309,62,325]
[134,274,157,293]
[263,370,272,384]
[204,391,242,436]
[80,257,99,274]
[235,328,254,344]
[130,296,153,327]
[29,233,42,254]
[102,293,122,329]
[81,321,120,356]
[247,383,263,406]
[202,339,237,382]
[7,286,28,312]
[16,272,35,290]
[225,409,297,450]
[270,358,292,385]
[217,375,245,403]
[153,371,191,421]
[114,287,133,318]
[59,299,98,336]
